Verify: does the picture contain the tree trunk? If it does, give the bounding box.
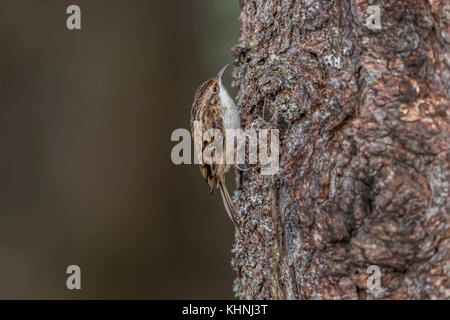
[230,0,449,299]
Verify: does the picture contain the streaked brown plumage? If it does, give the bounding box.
[190,65,240,231]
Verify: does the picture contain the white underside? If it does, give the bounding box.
[218,81,240,130]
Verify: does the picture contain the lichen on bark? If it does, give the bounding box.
[231,0,449,299]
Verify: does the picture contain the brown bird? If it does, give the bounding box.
[190,65,241,231]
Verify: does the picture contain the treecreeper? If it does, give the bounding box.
[190,65,241,233]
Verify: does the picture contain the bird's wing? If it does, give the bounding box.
[192,105,225,194]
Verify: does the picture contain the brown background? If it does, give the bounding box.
[0,0,240,299]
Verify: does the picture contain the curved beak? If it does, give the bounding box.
[216,64,229,80]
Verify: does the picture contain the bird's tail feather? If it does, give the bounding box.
[218,178,239,232]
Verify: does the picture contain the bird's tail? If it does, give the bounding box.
[218,178,239,232]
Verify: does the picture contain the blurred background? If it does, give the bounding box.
[0,0,241,299]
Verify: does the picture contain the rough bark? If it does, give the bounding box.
[230,0,449,299]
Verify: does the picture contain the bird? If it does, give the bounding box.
[190,65,241,232]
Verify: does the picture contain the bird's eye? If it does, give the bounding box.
[211,87,217,92]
